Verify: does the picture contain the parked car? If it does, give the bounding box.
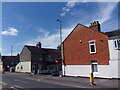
[52,71,59,76]
[52,71,62,76]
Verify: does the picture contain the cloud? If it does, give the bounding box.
[11,52,20,56]
[0,48,6,54]
[60,0,80,16]
[38,28,49,37]
[60,12,66,16]
[20,25,75,49]
[98,2,117,24]
[66,0,80,8]
[1,27,18,36]
[62,7,71,12]
[67,2,117,30]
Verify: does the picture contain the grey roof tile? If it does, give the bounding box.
[105,29,120,37]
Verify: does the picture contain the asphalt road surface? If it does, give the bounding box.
[1,72,78,89]
[1,72,119,90]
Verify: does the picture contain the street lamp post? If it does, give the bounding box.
[57,19,64,77]
[57,19,62,44]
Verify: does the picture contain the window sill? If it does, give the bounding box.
[90,52,96,55]
[93,72,98,74]
[114,48,120,50]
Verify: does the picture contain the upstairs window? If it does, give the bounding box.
[11,62,14,65]
[39,55,43,61]
[89,40,96,54]
[48,55,53,61]
[114,39,120,49]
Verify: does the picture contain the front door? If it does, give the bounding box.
[32,65,38,74]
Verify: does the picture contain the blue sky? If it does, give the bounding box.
[0,2,118,55]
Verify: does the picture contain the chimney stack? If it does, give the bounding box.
[36,42,42,48]
[89,21,101,32]
[17,53,19,58]
[57,45,61,50]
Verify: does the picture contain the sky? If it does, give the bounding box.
[0,1,119,56]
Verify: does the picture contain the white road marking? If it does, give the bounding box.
[11,87,18,90]
[11,85,24,90]
[14,85,23,88]
[0,81,6,85]
[14,79,29,83]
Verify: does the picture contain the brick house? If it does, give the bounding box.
[62,21,119,79]
[15,42,61,74]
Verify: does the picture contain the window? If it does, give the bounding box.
[91,60,98,73]
[114,39,120,49]
[11,62,13,65]
[48,55,53,61]
[89,40,96,54]
[21,65,23,69]
[39,55,43,61]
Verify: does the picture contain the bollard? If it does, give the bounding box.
[90,73,95,85]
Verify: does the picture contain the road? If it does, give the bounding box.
[1,72,78,89]
[1,72,119,89]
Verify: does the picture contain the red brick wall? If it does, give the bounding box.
[63,24,110,65]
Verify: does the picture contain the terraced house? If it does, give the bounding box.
[15,42,61,74]
[1,55,20,72]
[62,21,120,79]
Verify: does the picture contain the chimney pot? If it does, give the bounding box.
[36,42,42,48]
[89,21,101,32]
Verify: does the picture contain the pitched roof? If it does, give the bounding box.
[26,45,59,55]
[43,48,60,55]
[105,30,120,37]
[26,46,47,54]
[1,56,19,62]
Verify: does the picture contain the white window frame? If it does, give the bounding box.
[114,39,120,50]
[88,40,96,54]
[91,60,98,74]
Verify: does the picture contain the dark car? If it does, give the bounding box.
[52,71,62,76]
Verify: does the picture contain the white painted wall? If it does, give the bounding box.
[0,61,2,71]
[108,39,120,78]
[109,60,119,78]
[62,65,91,77]
[15,61,31,73]
[0,65,2,72]
[62,60,120,78]
[108,39,120,60]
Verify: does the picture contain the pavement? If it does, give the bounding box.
[1,72,120,89]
